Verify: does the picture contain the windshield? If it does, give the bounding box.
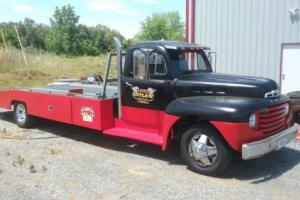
[169,50,212,76]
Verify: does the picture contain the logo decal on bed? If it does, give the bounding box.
[81,107,95,122]
[131,86,156,104]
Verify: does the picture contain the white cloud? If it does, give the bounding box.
[88,0,140,15]
[13,4,33,13]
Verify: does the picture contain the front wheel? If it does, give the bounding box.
[180,124,232,176]
[13,102,34,128]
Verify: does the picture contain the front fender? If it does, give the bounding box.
[166,95,288,123]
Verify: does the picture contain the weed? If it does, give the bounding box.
[13,155,25,166]
[29,165,37,173]
[50,149,56,155]
[49,148,61,155]
[42,166,47,172]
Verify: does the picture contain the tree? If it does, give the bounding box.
[21,18,49,50]
[135,12,184,41]
[88,25,125,55]
[46,4,81,55]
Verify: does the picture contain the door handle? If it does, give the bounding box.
[125,81,132,87]
[282,74,285,81]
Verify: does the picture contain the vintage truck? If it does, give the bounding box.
[0,38,298,175]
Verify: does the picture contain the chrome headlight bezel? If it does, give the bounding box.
[249,113,257,129]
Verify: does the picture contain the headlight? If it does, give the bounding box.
[249,113,257,128]
[283,103,289,116]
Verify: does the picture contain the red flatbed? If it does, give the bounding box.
[0,84,178,150]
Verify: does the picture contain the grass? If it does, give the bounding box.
[0,48,116,89]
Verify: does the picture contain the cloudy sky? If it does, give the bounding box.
[0,0,185,39]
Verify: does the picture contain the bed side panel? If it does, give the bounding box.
[71,98,114,131]
[0,90,72,124]
[27,93,72,124]
[0,90,14,109]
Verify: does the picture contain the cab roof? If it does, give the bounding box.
[130,40,211,51]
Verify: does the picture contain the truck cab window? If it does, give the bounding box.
[148,52,167,76]
[133,50,147,79]
[133,50,167,79]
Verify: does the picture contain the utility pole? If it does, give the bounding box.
[14,25,28,65]
[0,28,7,50]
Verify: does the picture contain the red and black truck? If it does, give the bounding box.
[0,38,297,175]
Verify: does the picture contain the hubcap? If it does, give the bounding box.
[188,133,217,168]
[16,104,26,124]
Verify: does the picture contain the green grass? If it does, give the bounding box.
[0,48,116,89]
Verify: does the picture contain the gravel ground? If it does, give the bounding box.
[1,110,300,200]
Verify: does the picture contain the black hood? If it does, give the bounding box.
[174,72,278,99]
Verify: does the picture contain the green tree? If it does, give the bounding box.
[88,25,125,55]
[21,18,49,50]
[46,4,81,55]
[136,11,184,41]
[0,22,19,48]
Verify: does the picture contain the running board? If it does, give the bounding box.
[103,127,163,145]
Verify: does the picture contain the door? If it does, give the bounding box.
[281,44,300,94]
[121,48,172,126]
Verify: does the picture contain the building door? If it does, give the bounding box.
[281,44,300,94]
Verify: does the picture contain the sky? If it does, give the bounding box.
[0,0,185,39]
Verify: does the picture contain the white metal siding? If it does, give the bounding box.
[194,0,300,83]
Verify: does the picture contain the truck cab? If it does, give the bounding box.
[0,38,297,176]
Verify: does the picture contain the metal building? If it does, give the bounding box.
[186,0,300,94]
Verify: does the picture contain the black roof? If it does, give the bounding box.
[130,40,210,51]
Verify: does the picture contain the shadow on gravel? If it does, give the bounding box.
[1,111,300,183]
[0,111,183,165]
[221,147,300,183]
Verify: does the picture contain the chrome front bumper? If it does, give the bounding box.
[242,124,298,160]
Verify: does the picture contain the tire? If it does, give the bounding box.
[180,124,232,176]
[13,102,34,128]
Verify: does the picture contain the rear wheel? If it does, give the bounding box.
[13,102,34,128]
[180,124,232,176]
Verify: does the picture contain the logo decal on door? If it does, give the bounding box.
[81,107,95,122]
[131,86,156,104]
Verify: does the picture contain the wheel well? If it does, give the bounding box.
[11,100,25,109]
[169,116,232,150]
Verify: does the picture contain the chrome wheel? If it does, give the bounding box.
[188,133,218,168]
[16,104,26,124]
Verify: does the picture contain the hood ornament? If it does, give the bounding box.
[264,90,280,99]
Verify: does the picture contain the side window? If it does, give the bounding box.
[133,50,147,79]
[132,49,168,79]
[197,53,207,70]
[148,53,168,77]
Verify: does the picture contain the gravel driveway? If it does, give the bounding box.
[1,110,300,200]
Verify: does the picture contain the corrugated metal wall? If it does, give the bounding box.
[195,0,300,83]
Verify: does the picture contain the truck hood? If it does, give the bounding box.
[175,72,279,99]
